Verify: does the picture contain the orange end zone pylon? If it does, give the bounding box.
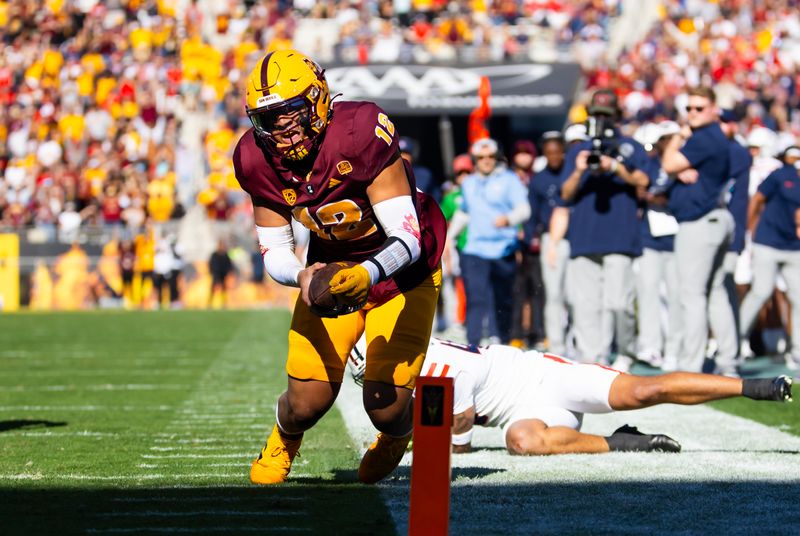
[409,375,453,536]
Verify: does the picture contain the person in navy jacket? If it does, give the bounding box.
[739,146,800,369]
[559,90,649,369]
[662,86,737,375]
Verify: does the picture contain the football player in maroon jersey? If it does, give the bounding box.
[234,50,446,484]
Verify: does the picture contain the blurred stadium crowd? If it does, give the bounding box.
[1,0,799,369]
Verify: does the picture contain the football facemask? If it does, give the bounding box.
[248,92,324,161]
[347,343,366,387]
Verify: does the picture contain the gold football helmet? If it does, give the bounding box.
[245,50,332,160]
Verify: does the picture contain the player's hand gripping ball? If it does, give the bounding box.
[308,261,368,317]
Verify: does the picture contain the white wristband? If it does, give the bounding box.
[610,159,619,174]
[451,429,473,446]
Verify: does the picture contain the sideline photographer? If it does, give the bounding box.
[559,89,650,368]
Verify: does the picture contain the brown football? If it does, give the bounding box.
[308,261,359,317]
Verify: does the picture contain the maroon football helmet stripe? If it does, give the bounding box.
[260,52,274,96]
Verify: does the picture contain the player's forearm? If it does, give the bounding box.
[361,195,421,284]
[257,225,302,287]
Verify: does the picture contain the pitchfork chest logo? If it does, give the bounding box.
[337,160,353,175]
[282,188,297,206]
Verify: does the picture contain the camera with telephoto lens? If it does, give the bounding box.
[585,115,619,174]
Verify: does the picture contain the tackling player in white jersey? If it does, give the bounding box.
[349,338,793,455]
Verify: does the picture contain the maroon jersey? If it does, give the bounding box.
[233,101,445,304]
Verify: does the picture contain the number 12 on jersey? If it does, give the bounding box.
[374,113,395,146]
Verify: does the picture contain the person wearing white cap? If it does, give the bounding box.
[635,121,683,370]
[448,138,531,346]
[564,123,588,146]
[739,147,800,369]
[661,86,737,374]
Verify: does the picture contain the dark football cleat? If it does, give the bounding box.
[742,375,793,402]
[647,434,682,453]
[773,375,793,402]
[606,424,681,453]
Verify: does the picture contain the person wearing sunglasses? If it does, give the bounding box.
[447,138,531,347]
[662,86,737,375]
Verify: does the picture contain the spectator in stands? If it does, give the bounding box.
[560,90,649,370]
[739,147,800,371]
[448,138,531,346]
[119,239,136,308]
[662,86,737,375]
[510,139,545,350]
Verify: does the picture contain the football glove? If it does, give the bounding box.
[329,264,371,306]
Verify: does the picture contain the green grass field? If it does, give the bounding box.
[0,311,393,535]
[1,311,799,535]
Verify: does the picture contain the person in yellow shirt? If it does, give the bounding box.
[133,223,157,308]
[146,179,175,223]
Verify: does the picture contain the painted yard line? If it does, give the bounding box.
[137,463,250,469]
[110,496,305,503]
[152,438,248,444]
[152,433,259,439]
[97,510,303,518]
[9,431,119,437]
[0,405,175,411]
[172,416,258,426]
[140,453,251,459]
[149,446,253,452]
[158,424,267,430]
[0,384,190,392]
[15,370,198,378]
[86,527,311,534]
[0,473,258,481]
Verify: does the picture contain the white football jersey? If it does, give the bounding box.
[420,339,548,428]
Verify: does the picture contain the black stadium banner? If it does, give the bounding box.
[325,63,582,116]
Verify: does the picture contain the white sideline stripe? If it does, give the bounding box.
[86,528,310,534]
[0,384,189,392]
[97,510,303,518]
[336,374,800,536]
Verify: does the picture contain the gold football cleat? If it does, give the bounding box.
[250,425,302,485]
[357,432,412,484]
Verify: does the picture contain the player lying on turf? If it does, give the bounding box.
[349,338,793,455]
